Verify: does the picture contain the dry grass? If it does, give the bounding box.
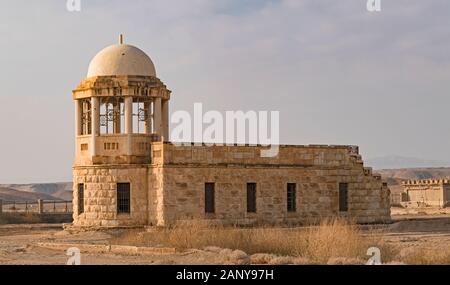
[0,213,72,224]
[111,218,398,264]
[0,213,42,224]
[398,247,450,265]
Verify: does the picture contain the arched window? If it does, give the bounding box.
[132,97,151,134]
[81,99,91,135]
[99,97,124,134]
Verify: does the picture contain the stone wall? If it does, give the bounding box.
[163,143,359,167]
[445,184,450,207]
[159,143,390,225]
[72,142,391,227]
[75,134,153,166]
[73,165,149,227]
[402,179,450,207]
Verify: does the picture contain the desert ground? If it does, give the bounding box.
[1,212,450,265]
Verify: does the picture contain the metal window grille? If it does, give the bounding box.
[132,98,150,134]
[287,183,296,212]
[339,183,349,212]
[81,100,91,135]
[246,183,257,213]
[78,183,84,215]
[205,183,215,214]
[117,183,131,214]
[100,98,123,134]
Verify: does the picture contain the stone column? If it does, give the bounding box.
[114,101,121,134]
[154,97,162,137]
[75,100,82,136]
[75,100,81,157]
[91,97,100,156]
[145,100,152,134]
[162,99,169,141]
[124,97,133,134]
[124,97,133,156]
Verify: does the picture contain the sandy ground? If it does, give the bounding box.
[1,215,450,265]
[0,224,234,265]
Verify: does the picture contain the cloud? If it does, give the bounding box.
[1,0,450,182]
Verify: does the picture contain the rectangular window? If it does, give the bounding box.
[117,183,131,214]
[205,183,215,214]
[287,183,296,212]
[247,183,257,213]
[339,183,348,212]
[78,183,84,215]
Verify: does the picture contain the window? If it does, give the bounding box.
[132,99,151,134]
[339,183,348,212]
[100,97,124,134]
[117,183,131,214]
[81,99,91,135]
[287,183,296,212]
[247,183,257,213]
[205,183,215,214]
[80,143,88,151]
[78,183,84,215]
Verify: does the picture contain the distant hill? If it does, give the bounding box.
[0,183,72,202]
[0,187,62,202]
[51,190,73,200]
[0,183,72,195]
[377,167,450,182]
[366,156,450,170]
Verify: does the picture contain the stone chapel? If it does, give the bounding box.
[72,36,391,228]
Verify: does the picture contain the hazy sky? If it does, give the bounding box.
[1,0,450,183]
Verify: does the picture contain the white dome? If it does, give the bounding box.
[87,44,156,78]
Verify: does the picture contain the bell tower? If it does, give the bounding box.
[72,36,170,227]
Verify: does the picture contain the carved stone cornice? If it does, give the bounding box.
[72,75,171,100]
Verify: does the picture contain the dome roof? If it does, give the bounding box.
[87,43,156,78]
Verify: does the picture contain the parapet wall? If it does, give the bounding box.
[401,179,450,208]
[161,143,363,168]
[402,179,450,186]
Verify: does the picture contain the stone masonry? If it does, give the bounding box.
[401,179,450,208]
[73,142,391,227]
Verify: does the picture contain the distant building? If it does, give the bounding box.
[70,36,391,228]
[402,179,450,208]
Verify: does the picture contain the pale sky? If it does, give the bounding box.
[1,0,450,183]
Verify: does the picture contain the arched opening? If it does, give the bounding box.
[81,99,91,135]
[99,97,124,134]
